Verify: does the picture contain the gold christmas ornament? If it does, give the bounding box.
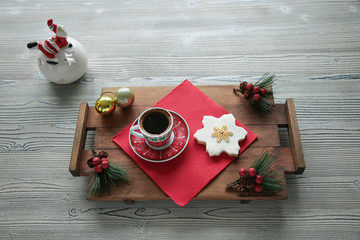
[95,95,116,116]
[114,87,135,108]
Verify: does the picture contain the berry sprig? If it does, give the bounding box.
[226,167,264,196]
[239,167,264,193]
[91,156,110,173]
[226,151,283,196]
[87,150,130,197]
[233,73,276,113]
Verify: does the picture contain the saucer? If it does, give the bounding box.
[129,110,190,163]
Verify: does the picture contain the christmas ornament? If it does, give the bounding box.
[255,174,263,184]
[92,157,101,165]
[226,151,283,196]
[87,150,130,197]
[254,184,263,192]
[233,73,276,113]
[252,94,261,102]
[246,83,253,91]
[95,88,135,116]
[114,87,135,108]
[95,94,116,116]
[253,86,260,94]
[248,168,257,177]
[239,168,247,177]
[27,19,88,84]
[101,159,109,169]
[95,164,104,173]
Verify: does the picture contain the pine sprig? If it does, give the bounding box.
[250,151,275,175]
[226,150,283,196]
[233,73,276,113]
[88,162,130,197]
[249,151,283,193]
[262,177,283,192]
[252,97,273,113]
[254,72,275,90]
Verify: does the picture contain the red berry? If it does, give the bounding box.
[100,157,107,162]
[248,168,257,177]
[252,94,261,102]
[239,168,247,176]
[260,88,267,96]
[101,160,110,169]
[92,157,101,166]
[255,175,263,184]
[94,164,103,173]
[253,86,260,94]
[246,83,253,91]
[254,184,263,192]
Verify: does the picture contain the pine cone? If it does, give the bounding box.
[240,81,248,92]
[98,151,108,159]
[87,158,95,168]
[239,186,249,196]
[243,90,252,100]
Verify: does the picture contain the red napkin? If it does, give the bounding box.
[112,80,257,206]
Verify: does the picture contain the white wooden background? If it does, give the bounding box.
[0,0,359,239]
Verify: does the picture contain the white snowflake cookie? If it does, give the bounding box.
[194,114,248,157]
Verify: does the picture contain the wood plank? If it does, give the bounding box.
[79,147,295,177]
[79,146,294,201]
[286,99,306,174]
[92,124,281,150]
[196,171,287,201]
[89,171,287,201]
[69,102,89,176]
[86,102,288,128]
[90,86,288,127]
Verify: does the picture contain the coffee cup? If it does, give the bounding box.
[130,107,174,150]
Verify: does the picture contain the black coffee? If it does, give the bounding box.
[142,112,169,134]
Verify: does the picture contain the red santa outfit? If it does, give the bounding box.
[37,19,69,59]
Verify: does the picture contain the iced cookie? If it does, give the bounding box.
[194,114,248,157]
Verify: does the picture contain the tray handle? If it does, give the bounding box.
[69,102,89,176]
[285,98,306,174]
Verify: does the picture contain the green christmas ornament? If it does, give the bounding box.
[114,87,135,108]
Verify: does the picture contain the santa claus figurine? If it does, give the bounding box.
[27,19,72,65]
[27,19,88,84]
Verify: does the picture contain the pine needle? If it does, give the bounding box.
[255,73,275,89]
[250,151,283,193]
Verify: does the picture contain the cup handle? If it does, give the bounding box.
[130,124,144,139]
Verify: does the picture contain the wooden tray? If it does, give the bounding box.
[69,85,305,204]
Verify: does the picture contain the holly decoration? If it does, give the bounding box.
[226,151,283,196]
[233,73,276,113]
[87,150,130,197]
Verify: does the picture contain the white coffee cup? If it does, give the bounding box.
[130,107,174,150]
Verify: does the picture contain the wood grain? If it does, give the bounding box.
[1,0,360,239]
[69,102,89,176]
[69,85,298,202]
[286,98,306,174]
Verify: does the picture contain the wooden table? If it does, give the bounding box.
[69,85,305,203]
[1,0,359,239]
